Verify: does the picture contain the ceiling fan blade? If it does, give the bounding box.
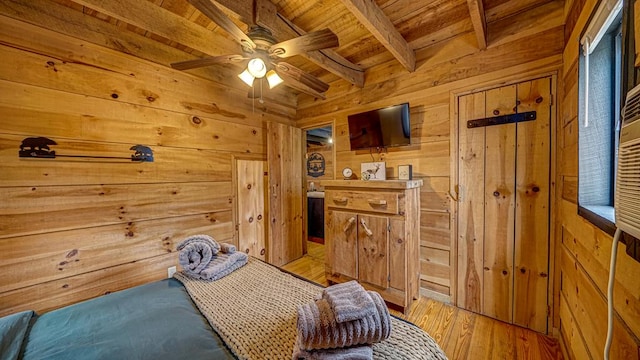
[187,0,256,50]
[274,62,330,94]
[269,29,339,58]
[171,54,246,70]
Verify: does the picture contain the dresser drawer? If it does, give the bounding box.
[326,190,401,214]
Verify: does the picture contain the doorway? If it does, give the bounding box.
[305,125,334,245]
[455,77,553,333]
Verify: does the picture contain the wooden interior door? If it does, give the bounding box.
[267,122,304,266]
[358,214,389,288]
[483,84,517,323]
[513,79,551,332]
[326,210,358,279]
[456,77,551,333]
[457,91,486,314]
[235,159,266,260]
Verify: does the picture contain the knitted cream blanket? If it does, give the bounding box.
[175,258,448,360]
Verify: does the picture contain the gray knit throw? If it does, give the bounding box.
[296,290,391,350]
[181,252,248,281]
[175,258,448,360]
[176,234,221,274]
[322,280,376,323]
[292,343,373,359]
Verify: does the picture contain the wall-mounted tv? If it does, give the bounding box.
[347,103,411,151]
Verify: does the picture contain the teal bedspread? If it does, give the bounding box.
[2,279,236,360]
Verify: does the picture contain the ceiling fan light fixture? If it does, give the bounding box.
[238,69,255,87]
[247,58,267,78]
[266,70,284,89]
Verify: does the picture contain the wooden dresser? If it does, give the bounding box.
[322,180,422,313]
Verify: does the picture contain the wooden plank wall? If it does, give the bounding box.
[297,0,565,302]
[267,122,304,266]
[557,0,640,358]
[0,2,294,316]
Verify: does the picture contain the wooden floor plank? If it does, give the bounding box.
[468,315,496,360]
[443,309,476,359]
[282,242,563,360]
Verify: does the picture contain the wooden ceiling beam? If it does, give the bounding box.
[70,0,238,57]
[215,0,365,87]
[274,14,365,88]
[467,0,488,49]
[339,0,415,72]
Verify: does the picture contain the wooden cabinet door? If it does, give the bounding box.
[326,210,358,279]
[358,214,389,288]
[388,218,406,291]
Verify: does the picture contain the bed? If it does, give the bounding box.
[1,258,447,360]
[1,278,236,360]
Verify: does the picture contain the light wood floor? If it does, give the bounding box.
[282,242,563,360]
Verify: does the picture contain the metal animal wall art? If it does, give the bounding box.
[19,137,57,158]
[19,137,154,162]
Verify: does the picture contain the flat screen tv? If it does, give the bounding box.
[347,103,411,150]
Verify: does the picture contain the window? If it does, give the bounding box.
[578,0,623,233]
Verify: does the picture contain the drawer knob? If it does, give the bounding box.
[367,199,387,206]
[333,197,348,203]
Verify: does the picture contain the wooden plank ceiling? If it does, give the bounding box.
[52,0,554,103]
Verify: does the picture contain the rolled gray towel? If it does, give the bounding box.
[322,281,375,323]
[220,243,236,254]
[296,291,391,350]
[292,340,372,360]
[196,252,248,281]
[177,235,221,275]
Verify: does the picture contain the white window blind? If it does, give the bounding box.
[580,0,622,127]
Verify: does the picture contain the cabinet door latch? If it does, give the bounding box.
[360,218,373,237]
[343,217,356,233]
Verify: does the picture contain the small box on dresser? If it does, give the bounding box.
[322,179,422,314]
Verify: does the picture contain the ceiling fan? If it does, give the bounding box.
[171,0,339,99]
